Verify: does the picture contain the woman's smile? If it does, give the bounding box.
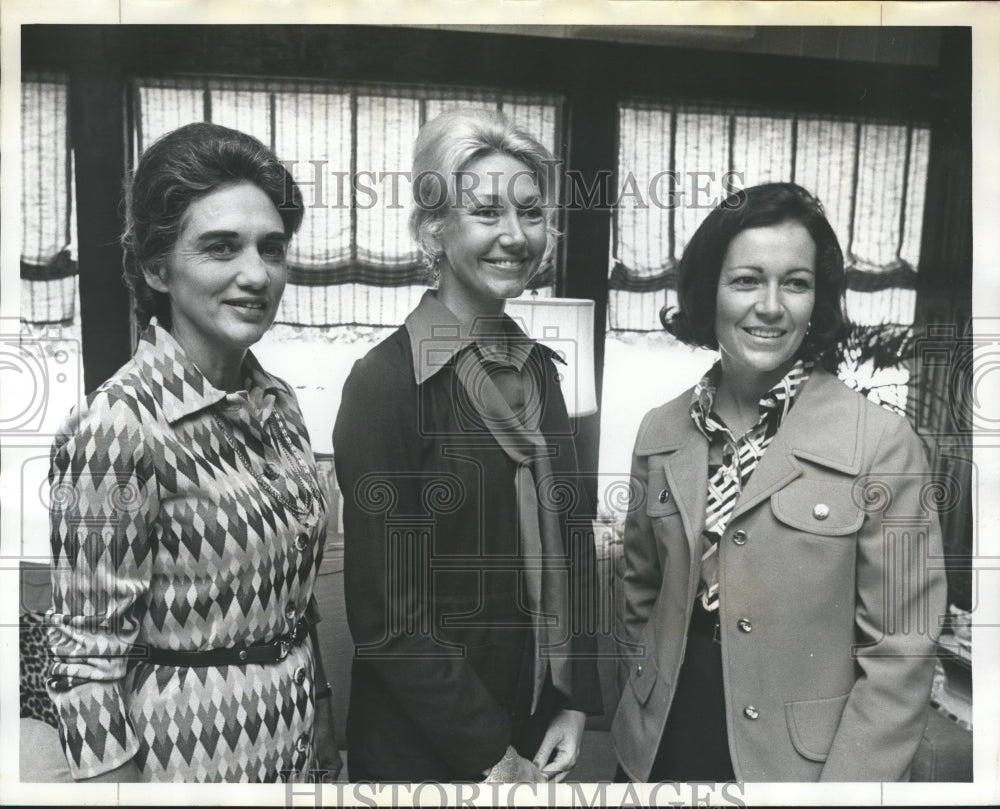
[480,256,529,269]
[742,326,787,339]
[224,295,270,314]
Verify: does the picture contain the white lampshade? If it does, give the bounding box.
[505,296,598,417]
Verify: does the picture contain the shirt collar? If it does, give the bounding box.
[689,358,813,439]
[134,317,286,424]
[404,290,537,385]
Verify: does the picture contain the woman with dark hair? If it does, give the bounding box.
[334,109,602,783]
[611,182,946,782]
[46,122,340,782]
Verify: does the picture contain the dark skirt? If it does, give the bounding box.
[617,604,736,782]
[347,627,558,782]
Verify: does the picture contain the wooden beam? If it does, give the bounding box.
[68,65,132,393]
[23,25,946,125]
[916,27,971,304]
[911,27,972,611]
[561,89,618,512]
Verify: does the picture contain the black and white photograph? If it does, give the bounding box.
[1,1,996,806]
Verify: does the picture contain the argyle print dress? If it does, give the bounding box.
[45,321,327,782]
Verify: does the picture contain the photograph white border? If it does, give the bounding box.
[2,1,997,806]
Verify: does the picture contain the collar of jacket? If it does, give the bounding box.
[635,366,866,533]
[404,289,564,385]
[133,317,288,425]
[688,357,812,443]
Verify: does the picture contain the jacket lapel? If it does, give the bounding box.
[730,368,865,520]
[661,436,709,560]
[635,399,708,559]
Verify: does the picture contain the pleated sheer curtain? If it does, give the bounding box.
[610,101,930,415]
[18,74,563,330]
[135,77,563,328]
[19,78,931,409]
[20,75,76,327]
[612,103,929,331]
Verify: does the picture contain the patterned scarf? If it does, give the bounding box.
[690,359,812,612]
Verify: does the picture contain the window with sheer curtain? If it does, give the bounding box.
[597,103,932,527]
[134,77,563,328]
[20,75,77,327]
[604,101,930,423]
[611,102,930,333]
[18,75,562,329]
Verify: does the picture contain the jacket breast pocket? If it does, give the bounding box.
[771,478,863,547]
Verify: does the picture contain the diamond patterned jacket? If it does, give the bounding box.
[45,320,328,781]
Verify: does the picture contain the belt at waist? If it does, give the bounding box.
[689,601,721,644]
[143,616,312,668]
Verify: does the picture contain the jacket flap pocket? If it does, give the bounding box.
[784,692,851,762]
[771,479,863,536]
[645,461,680,518]
[627,654,659,705]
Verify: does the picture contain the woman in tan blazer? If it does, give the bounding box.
[611,183,947,782]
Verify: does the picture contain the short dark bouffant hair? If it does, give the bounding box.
[663,182,848,370]
[121,122,304,329]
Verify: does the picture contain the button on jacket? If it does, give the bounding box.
[611,367,947,782]
[46,320,327,781]
[334,292,602,782]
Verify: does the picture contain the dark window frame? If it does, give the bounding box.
[21,26,971,558]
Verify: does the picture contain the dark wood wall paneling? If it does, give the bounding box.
[66,65,132,392]
[22,26,971,514]
[562,89,617,508]
[913,28,973,610]
[24,25,946,112]
[917,27,972,308]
